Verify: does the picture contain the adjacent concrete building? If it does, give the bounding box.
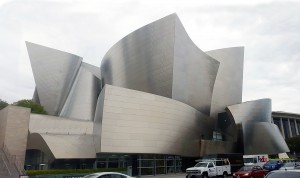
[0,14,290,177]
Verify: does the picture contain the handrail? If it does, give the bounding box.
[1,154,12,178]
[2,144,27,175]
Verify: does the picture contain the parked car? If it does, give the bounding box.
[233,165,267,178]
[263,160,283,171]
[264,169,300,178]
[83,172,133,178]
[279,162,300,170]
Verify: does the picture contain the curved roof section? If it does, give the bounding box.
[26,41,82,116]
[206,47,244,118]
[101,14,219,114]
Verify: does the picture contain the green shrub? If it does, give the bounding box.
[26,168,127,176]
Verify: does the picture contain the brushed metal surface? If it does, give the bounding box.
[172,17,219,115]
[101,14,220,114]
[226,99,290,154]
[243,122,290,155]
[101,14,176,98]
[95,85,214,157]
[28,114,95,159]
[59,64,101,120]
[206,47,244,119]
[26,41,82,116]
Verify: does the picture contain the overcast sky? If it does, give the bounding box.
[0,0,299,113]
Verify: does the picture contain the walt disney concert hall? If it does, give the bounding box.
[0,14,289,176]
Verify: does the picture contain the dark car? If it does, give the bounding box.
[263,160,283,171]
[233,165,267,178]
[265,169,300,178]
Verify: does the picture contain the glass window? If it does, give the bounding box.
[213,131,223,141]
[167,159,174,167]
[141,168,153,175]
[290,119,297,137]
[141,160,153,167]
[273,118,281,130]
[297,121,300,135]
[141,155,154,159]
[156,167,165,174]
[282,119,290,138]
[108,161,118,168]
[156,160,165,167]
[155,155,164,159]
[195,162,208,167]
[208,163,214,168]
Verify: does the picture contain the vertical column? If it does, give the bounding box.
[280,118,285,139]
[295,119,299,135]
[288,118,293,137]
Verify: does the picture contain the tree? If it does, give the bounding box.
[13,99,47,114]
[285,136,300,154]
[0,99,9,110]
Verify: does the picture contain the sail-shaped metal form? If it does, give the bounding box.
[26,42,82,116]
[101,13,219,114]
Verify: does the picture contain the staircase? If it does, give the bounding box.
[0,145,26,178]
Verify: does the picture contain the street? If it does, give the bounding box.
[140,173,233,178]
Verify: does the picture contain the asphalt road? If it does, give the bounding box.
[140,173,233,178]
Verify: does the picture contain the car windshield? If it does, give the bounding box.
[194,162,208,167]
[239,166,253,171]
[266,172,300,178]
[266,160,279,164]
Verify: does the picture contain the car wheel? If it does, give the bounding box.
[202,173,208,178]
[223,172,227,178]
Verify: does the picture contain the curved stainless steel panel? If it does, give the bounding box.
[101,14,176,98]
[101,14,219,114]
[59,65,101,121]
[26,41,82,115]
[95,85,215,157]
[172,17,220,114]
[226,99,290,154]
[81,62,101,80]
[243,122,290,154]
[206,47,244,118]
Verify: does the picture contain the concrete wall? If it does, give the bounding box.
[0,106,30,167]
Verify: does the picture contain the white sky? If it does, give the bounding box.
[0,0,299,113]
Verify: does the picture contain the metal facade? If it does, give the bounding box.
[226,99,290,154]
[22,13,290,163]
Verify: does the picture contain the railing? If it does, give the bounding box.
[1,154,12,178]
[2,144,27,175]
